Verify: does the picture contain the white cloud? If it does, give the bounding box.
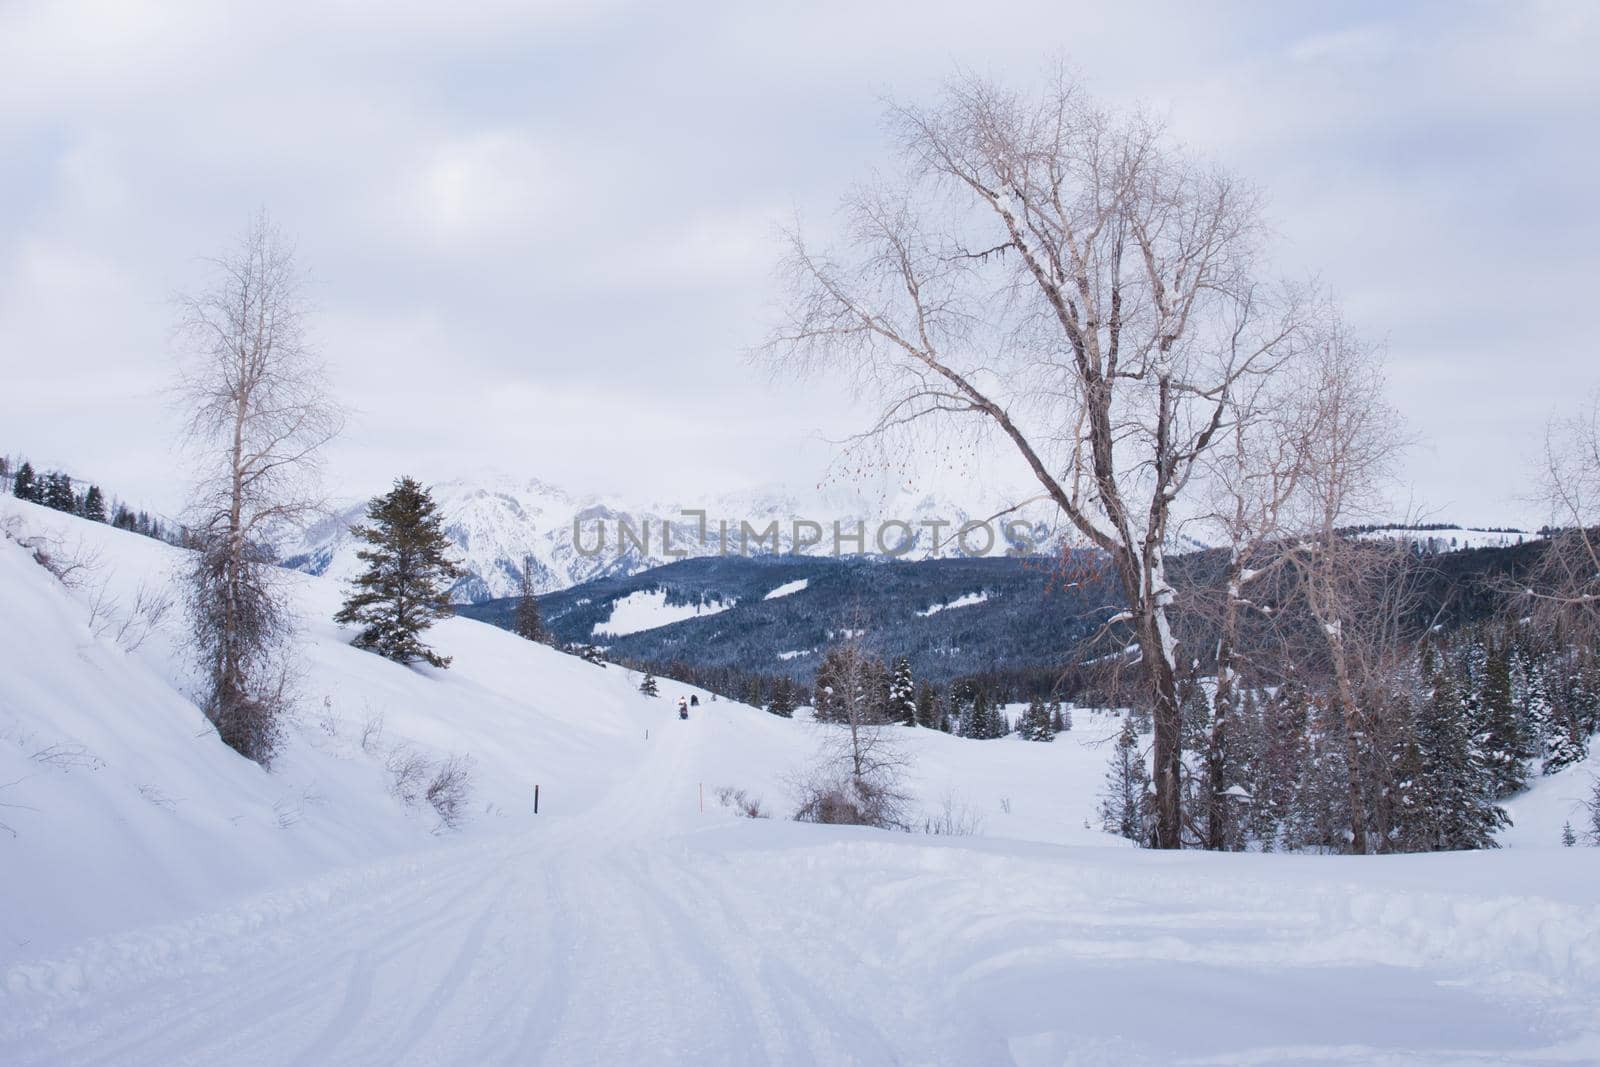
[1,1,1597,525]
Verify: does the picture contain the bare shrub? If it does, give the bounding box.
[86,579,117,637]
[714,785,769,819]
[794,770,911,831]
[385,745,431,805]
[24,534,99,589]
[425,755,473,830]
[112,582,173,652]
[922,790,985,837]
[359,710,386,754]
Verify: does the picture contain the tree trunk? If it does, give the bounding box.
[1328,639,1369,855]
[1140,613,1184,849]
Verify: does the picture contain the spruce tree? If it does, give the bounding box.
[913,682,939,729]
[334,477,463,668]
[1018,699,1054,741]
[888,656,916,726]
[1562,821,1577,847]
[81,485,107,523]
[639,671,659,697]
[1100,716,1151,843]
[512,553,548,643]
[963,689,1000,739]
[12,461,36,501]
[1477,634,1528,798]
[766,676,796,717]
[44,472,76,513]
[1408,663,1508,851]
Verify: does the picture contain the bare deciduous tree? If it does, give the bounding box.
[762,68,1307,847]
[1186,372,1309,849]
[175,212,342,764]
[1525,396,1600,643]
[796,633,912,830]
[1281,323,1407,853]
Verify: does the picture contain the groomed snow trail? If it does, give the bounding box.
[1,719,954,1065]
[5,708,1600,1066]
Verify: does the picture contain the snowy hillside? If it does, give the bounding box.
[1358,524,1537,552]
[278,472,1058,603]
[5,497,1600,1064]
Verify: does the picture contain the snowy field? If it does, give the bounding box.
[3,495,1599,1065]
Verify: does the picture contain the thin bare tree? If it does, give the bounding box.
[1185,370,1310,849]
[1524,396,1600,642]
[174,211,343,764]
[1280,321,1406,853]
[797,631,911,829]
[761,68,1307,847]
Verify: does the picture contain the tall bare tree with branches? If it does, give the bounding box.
[761,69,1308,847]
[1183,371,1310,849]
[1280,322,1407,853]
[175,212,343,764]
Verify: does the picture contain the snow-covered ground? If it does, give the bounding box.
[1359,525,1535,552]
[916,589,990,616]
[763,578,809,600]
[591,587,732,638]
[3,496,1599,1065]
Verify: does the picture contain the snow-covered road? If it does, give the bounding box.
[6,710,1600,1066]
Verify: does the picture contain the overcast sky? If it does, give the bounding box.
[3,0,1597,524]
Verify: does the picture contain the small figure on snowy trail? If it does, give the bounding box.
[678,696,689,720]
[690,694,699,707]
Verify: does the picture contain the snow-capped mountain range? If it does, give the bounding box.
[278,472,1059,603]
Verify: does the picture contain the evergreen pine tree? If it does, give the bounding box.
[1018,699,1055,741]
[639,671,659,697]
[43,472,76,513]
[888,656,916,726]
[1562,821,1577,847]
[1477,633,1528,798]
[512,553,548,643]
[1589,776,1600,844]
[334,477,464,668]
[1179,677,1211,755]
[1407,662,1508,851]
[1099,716,1151,843]
[12,461,36,502]
[81,485,107,523]
[963,689,1001,739]
[766,676,796,718]
[913,682,939,729]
